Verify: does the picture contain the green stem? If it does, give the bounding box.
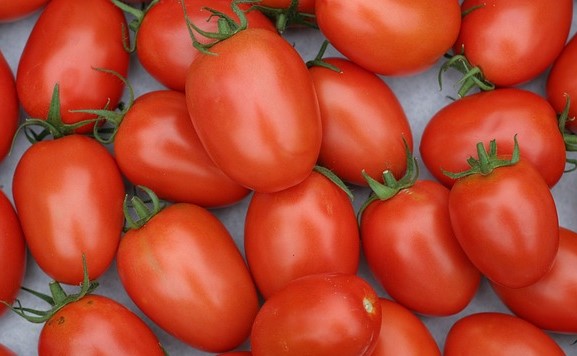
[306,40,341,72]
[123,186,164,231]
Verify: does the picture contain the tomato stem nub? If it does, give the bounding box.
[438,48,495,98]
[123,185,164,231]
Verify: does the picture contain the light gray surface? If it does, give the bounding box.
[1,4,577,355]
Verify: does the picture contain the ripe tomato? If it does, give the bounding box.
[452,0,572,88]
[0,344,15,356]
[370,298,441,356]
[244,169,360,299]
[491,227,577,334]
[12,135,125,285]
[315,0,461,75]
[0,190,26,317]
[113,90,250,207]
[117,202,259,353]
[0,0,48,22]
[136,0,275,91]
[420,88,566,188]
[308,57,413,186]
[0,50,18,163]
[16,0,129,132]
[443,312,565,356]
[185,28,322,193]
[250,273,381,356]
[547,33,577,133]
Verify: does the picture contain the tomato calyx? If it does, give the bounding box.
[556,94,577,172]
[124,185,165,231]
[248,0,317,33]
[111,0,160,52]
[314,165,353,200]
[0,255,98,323]
[438,47,495,98]
[306,40,341,72]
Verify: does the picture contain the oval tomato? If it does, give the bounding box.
[308,57,413,186]
[0,0,48,22]
[117,202,259,353]
[444,312,565,356]
[250,273,381,356]
[0,50,18,163]
[12,135,125,285]
[0,344,16,356]
[315,0,461,75]
[185,28,322,193]
[547,33,577,133]
[113,90,250,207]
[0,190,26,317]
[420,88,566,188]
[16,0,129,132]
[244,169,360,299]
[491,227,577,334]
[136,0,275,91]
[452,0,572,87]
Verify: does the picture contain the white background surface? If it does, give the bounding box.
[1,2,577,355]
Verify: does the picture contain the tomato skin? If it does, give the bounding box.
[547,33,577,133]
[454,0,572,87]
[38,294,164,356]
[16,0,129,131]
[185,28,322,193]
[491,227,577,334]
[444,312,565,356]
[0,0,48,22]
[0,50,18,163]
[315,0,461,75]
[117,203,259,353]
[370,298,440,356]
[137,0,275,91]
[308,58,413,186]
[113,90,250,207]
[420,88,566,188]
[0,344,16,356]
[0,190,26,317]
[12,135,125,285]
[250,273,381,356]
[360,180,480,316]
[448,158,559,288]
[244,170,360,299]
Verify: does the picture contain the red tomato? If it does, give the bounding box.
[547,33,577,133]
[0,190,26,317]
[16,0,129,132]
[0,0,48,22]
[258,0,315,13]
[420,88,566,188]
[361,179,480,316]
[12,135,125,285]
[370,298,441,356]
[113,90,250,207]
[136,0,275,91]
[244,169,360,299]
[444,312,565,356]
[250,273,381,356]
[315,0,461,75]
[0,344,16,356]
[0,50,18,162]
[308,57,413,186]
[448,149,559,288]
[453,0,572,87]
[491,227,577,334]
[117,202,259,353]
[185,28,322,193]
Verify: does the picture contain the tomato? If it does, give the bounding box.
[315,0,461,76]
[0,344,15,356]
[444,312,565,356]
[447,142,559,288]
[547,33,577,133]
[452,0,572,88]
[185,28,322,193]
[308,57,413,186]
[491,227,577,334]
[250,273,381,356]
[0,190,26,317]
[113,90,250,207]
[117,201,259,353]
[420,88,566,188]
[218,353,252,356]
[244,169,360,299]
[0,0,48,22]
[0,50,18,163]
[12,135,125,285]
[370,298,440,356]
[136,0,275,91]
[16,0,129,132]
[258,0,315,14]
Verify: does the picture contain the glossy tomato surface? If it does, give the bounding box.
[0,0,48,22]
[185,28,322,193]
[117,203,259,353]
[0,50,18,162]
[12,135,125,285]
[547,33,577,133]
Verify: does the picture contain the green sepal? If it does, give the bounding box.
[248,0,317,33]
[313,165,353,201]
[438,48,495,98]
[123,185,165,231]
[111,0,160,53]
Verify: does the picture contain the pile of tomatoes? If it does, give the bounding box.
[1,0,577,355]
